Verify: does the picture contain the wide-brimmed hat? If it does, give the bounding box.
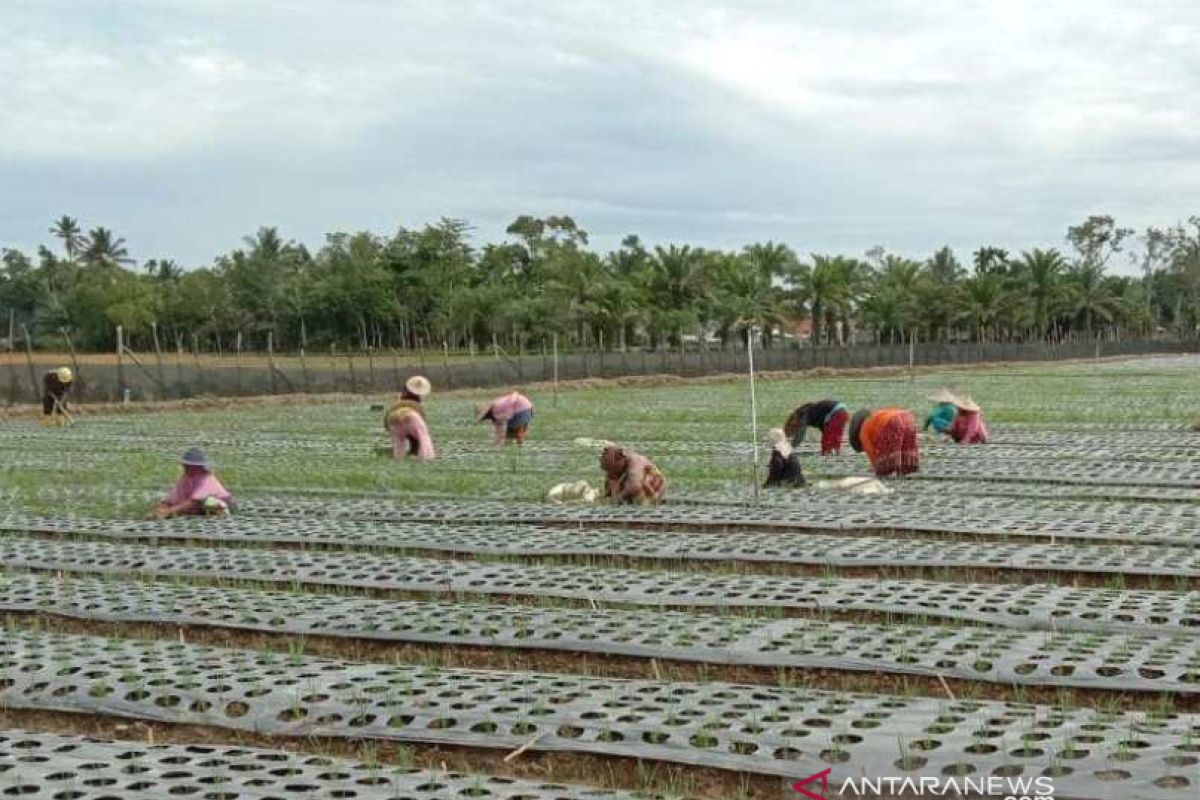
[404,375,431,398]
[954,395,981,412]
[56,367,73,384]
[928,388,957,404]
[474,402,491,422]
[180,447,211,469]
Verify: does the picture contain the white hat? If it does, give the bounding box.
[928,388,957,404]
[56,367,73,383]
[954,395,981,412]
[404,375,432,398]
[766,427,792,457]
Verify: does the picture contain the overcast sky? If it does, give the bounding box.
[2,0,1198,273]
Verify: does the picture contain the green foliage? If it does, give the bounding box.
[1,212,1196,352]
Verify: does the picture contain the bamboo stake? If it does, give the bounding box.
[747,327,760,501]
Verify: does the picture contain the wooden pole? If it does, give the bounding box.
[21,323,39,401]
[267,331,278,395]
[174,333,184,386]
[747,327,760,501]
[235,331,243,394]
[191,331,204,392]
[552,333,559,407]
[60,328,83,399]
[115,325,126,402]
[299,345,311,392]
[150,322,166,397]
[6,310,16,404]
[442,340,452,391]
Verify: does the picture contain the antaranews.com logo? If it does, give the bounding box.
[791,768,1055,799]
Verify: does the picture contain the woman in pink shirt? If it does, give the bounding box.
[946,396,990,444]
[150,448,234,519]
[600,444,667,505]
[385,376,436,460]
[476,391,534,445]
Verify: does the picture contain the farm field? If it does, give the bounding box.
[0,354,1198,799]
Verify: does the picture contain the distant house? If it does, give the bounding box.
[779,316,814,343]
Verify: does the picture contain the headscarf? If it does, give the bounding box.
[600,445,628,478]
[848,409,871,453]
[766,428,792,458]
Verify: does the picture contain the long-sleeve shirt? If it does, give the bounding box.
[602,450,667,504]
[165,471,233,506]
[483,392,533,445]
[787,399,845,443]
[42,371,70,400]
[948,409,989,444]
[924,402,957,433]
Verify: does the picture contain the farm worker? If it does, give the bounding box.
[783,399,849,454]
[946,395,990,444]
[41,367,73,425]
[922,389,958,436]
[849,407,920,477]
[385,376,436,460]
[764,428,806,489]
[600,444,667,505]
[151,447,233,519]
[476,390,534,445]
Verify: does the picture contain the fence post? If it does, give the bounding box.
[174,333,185,386]
[17,322,40,402]
[552,334,559,407]
[235,331,243,394]
[191,332,205,393]
[5,310,16,404]
[299,346,311,393]
[346,349,357,393]
[747,329,760,501]
[442,340,453,391]
[150,322,166,397]
[366,347,376,392]
[60,328,83,400]
[115,325,125,402]
[267,331,278,395]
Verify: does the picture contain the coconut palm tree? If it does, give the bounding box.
[82,227,134,268]
[49,216,84,262]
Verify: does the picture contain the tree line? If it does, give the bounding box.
[1,212,1198,354]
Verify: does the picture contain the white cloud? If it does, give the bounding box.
[1,0,1199,268]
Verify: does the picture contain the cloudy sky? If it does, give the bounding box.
[2,0,1198,272]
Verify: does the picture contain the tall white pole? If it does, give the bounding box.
[747,327,760,500]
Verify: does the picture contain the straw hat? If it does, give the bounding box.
[954,395,981,412]
[180,447,212,469]
[404,375,431,398]
[474,402,491,422]
[56,367,73,384]
[928,388,957,404]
